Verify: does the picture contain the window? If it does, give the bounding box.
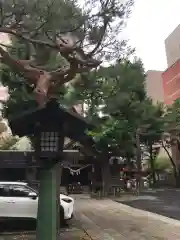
[9,185,34,197]
[40,132,59,152]
[0,185,10,197]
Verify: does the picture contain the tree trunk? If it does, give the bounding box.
[26,167,37,184]
[162,142,179,187]
[126,156,132,170]
[56,163,62,230]
[149,144,156,185]
[175,138,180,187]
[136,131,142,193]
[90,166,96,193]
[177,139,180,152]
[102,158,111,197]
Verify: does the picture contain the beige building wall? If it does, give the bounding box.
[165,24,180,67]
[145,70,164,103]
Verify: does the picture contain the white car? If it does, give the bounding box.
[0,182,74,226]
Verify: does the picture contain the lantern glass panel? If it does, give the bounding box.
[40,132,59,152]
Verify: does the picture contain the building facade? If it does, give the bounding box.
[162,24,180,105]
[145,70,164,103]
[165,24,180,67]
[162,24,180,172]
[162,59,180,105]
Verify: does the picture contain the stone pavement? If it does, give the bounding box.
[73,194,180,240]
[0,230,91,240]
[114,188,180,221]
[0,219,91,240]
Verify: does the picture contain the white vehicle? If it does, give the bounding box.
[0,182,74,226]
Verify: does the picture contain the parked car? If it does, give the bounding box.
[0,181,74,227]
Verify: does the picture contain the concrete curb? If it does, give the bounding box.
[110,199,180,226]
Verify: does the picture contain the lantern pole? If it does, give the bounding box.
[35,102,65,240]
[36,163,59,240]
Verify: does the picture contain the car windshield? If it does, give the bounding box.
[26,183,39,194]
[26,183,68,196]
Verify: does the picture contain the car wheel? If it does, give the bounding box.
[60,206,66,227]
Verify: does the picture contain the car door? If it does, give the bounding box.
[0,184,12,218]
[8,185,38,219]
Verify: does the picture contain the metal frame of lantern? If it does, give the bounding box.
[31,125,64,168]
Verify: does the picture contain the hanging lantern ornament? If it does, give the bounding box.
[65,164,92,176]
[70,170,74,176]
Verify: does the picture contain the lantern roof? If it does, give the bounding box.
[8,99,93,146]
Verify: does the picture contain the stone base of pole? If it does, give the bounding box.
[36,164,60,240]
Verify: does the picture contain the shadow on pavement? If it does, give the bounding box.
[0,220,36,240]
[0,219,90,240]
[0,219,36,233]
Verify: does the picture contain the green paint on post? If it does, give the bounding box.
[36,164,60,240]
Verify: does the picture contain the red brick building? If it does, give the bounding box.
[161,24,180,105]
[162,24,180,172]
[162,59,180,105]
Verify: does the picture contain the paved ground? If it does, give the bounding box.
[73,194,180,239]
[0,230,90,240]
[115,188,180,221]
[2,191,180,240]
[0,218,91,240]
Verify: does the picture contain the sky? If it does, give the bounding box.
[125,0,180,71]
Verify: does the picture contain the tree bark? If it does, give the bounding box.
[26,167,37,184]
[162,141,179,187]
[102,158,111,197]
[149,144,156,185]
[56,163,62,230]
[136,131,142,193]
